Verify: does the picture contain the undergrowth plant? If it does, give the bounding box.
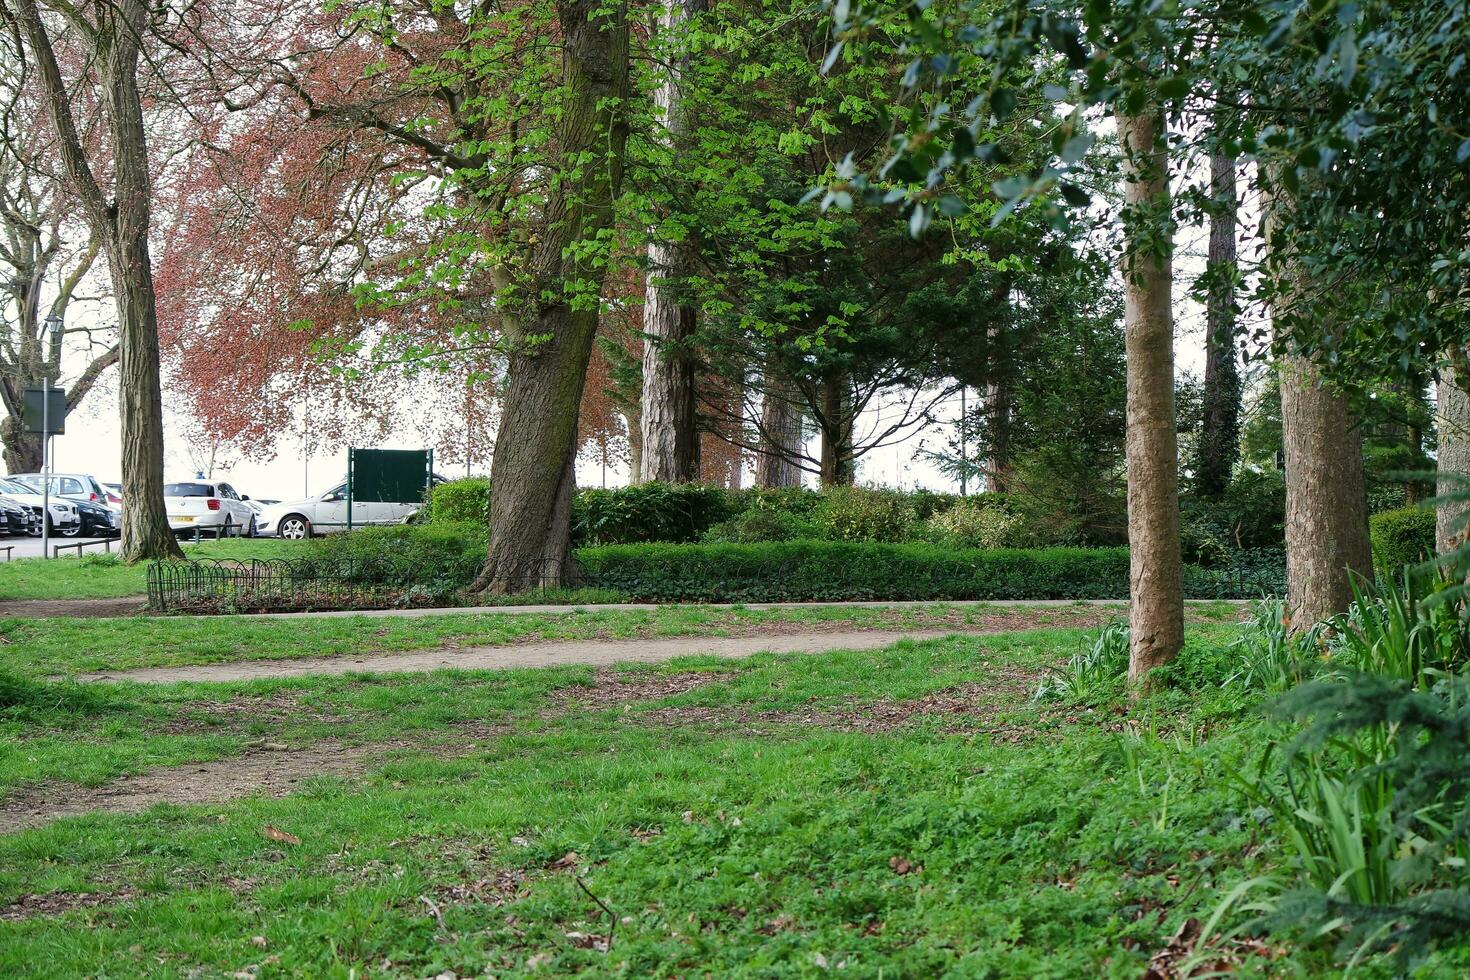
[1032,621,1129,703]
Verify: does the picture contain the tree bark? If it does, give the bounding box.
[817,373,854,486]
[1278,352,1372,621]
[638,0,705,484]
[15,0,181,561]
[475,0,629,593]
[0,422,42,474]
[1197,151,1241,498]
[1117,108,1184,684]
[756,384,803,488]
[1436,352,1470,554]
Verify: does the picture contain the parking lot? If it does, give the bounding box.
[1,536,117,561]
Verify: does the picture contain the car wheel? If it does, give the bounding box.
[57,517,81,538]
[279,515,310,540]
[222,516,235,539]
[246,516,257,538]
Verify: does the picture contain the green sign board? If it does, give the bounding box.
[22,387,66,435]
[346,448,433,530]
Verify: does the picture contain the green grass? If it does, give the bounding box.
[5,622,1464,976]
[0,539,302,600]
[0,602,1247,678]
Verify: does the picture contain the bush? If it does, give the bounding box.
[579,541,1141,602]
[428,477,489,524]
[575,482,737,545]
[924,499,1025,549]
[1369,505,1436,579]
[733,486,825,517]
[815,486,916,543]
[313,521,485,581]
[702,508,818,544]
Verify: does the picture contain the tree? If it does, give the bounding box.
[10,0,181,560]
[1195,147,1240,498]
[1118,106,1183,683]
[0,91,117,472]
[638,0,706,483]
[473,0,631,591]
[1437,355,1470,555]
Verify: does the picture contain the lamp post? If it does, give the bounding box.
[41,311,63,557]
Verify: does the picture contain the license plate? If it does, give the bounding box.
[175,515,195,522]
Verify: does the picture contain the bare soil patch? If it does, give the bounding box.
[547,668,729,710]
[0,597,144,619]
[0,740,386,835]
[0,886,141,921]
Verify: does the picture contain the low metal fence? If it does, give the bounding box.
[146,556,563,614]
[52,538,116,559]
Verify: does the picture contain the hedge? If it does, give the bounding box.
[578,541,1142,602]
[1369,505,1437,578]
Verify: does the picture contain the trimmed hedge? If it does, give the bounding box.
[428,478,489,524]
[1370,505,1437,578]
[578,541,1136,602]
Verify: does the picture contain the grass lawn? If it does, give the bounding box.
[0,601,1242,677]
[0,539,303,600]
[3,621,1462,977]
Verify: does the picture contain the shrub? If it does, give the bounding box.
[575,482,737,545]
[428,477,489,524]
[313,522,485,581]
[924,499,1024,549]
[702,508,818,544]
[579,541,1140,602]
[815,486,916,543]
[733,486,825,517]
[1369,505,1436,579]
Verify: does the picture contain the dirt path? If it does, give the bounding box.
[0,596,144,618]
[76,630,967,684]
[0,740,386,834]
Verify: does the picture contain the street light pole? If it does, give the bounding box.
[41,311,63,558]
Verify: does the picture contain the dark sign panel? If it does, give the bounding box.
[349,448,433,504]
[22,387,66,435]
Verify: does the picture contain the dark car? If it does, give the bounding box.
[0,495,32,536]
[73,498,120,536]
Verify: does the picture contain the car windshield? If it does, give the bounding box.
[164,483,215,497]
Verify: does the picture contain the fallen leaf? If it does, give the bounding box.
[249,936,267,949]
[889,856,919,875]
[262,826,300,846]
[547,851,579,870]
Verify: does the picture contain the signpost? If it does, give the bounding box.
[26,313,68,557]
[345,448,434,531]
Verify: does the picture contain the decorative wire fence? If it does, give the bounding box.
[146,557,563,614]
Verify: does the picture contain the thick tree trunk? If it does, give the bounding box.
[756,385,803,488]
[104,17,183,563]
[622,409,643,483]
[1117,108,1184,684]
[818,374,854,486]
[476,0,629,593]
[638,0,705,484]
[0,422,43,474]
[1278,353,1372,621]
[1436,352,1470,554]
[1197,151,1241,498]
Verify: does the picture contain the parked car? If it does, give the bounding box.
[0,477,80,536]
[13,473,123,536]
[256,477,443,539]
[164,480,258,537]
[0,494,34,536]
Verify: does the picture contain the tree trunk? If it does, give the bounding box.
[756,385,803,488]
[818,374,853,486]
[981,280,1013,494]
[637,0,705,484]
[1117,108,1184,684]
[0,421,43,474]
[475,0,629,593]
[622,408,643,482]
[1436,352,1470,554]
[104,11,183,563]
[1197,151,1241,498]
[1278,353,1372,621]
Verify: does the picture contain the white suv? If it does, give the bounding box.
[256,482,430,539]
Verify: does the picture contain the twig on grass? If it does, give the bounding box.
[575,877,616,952]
